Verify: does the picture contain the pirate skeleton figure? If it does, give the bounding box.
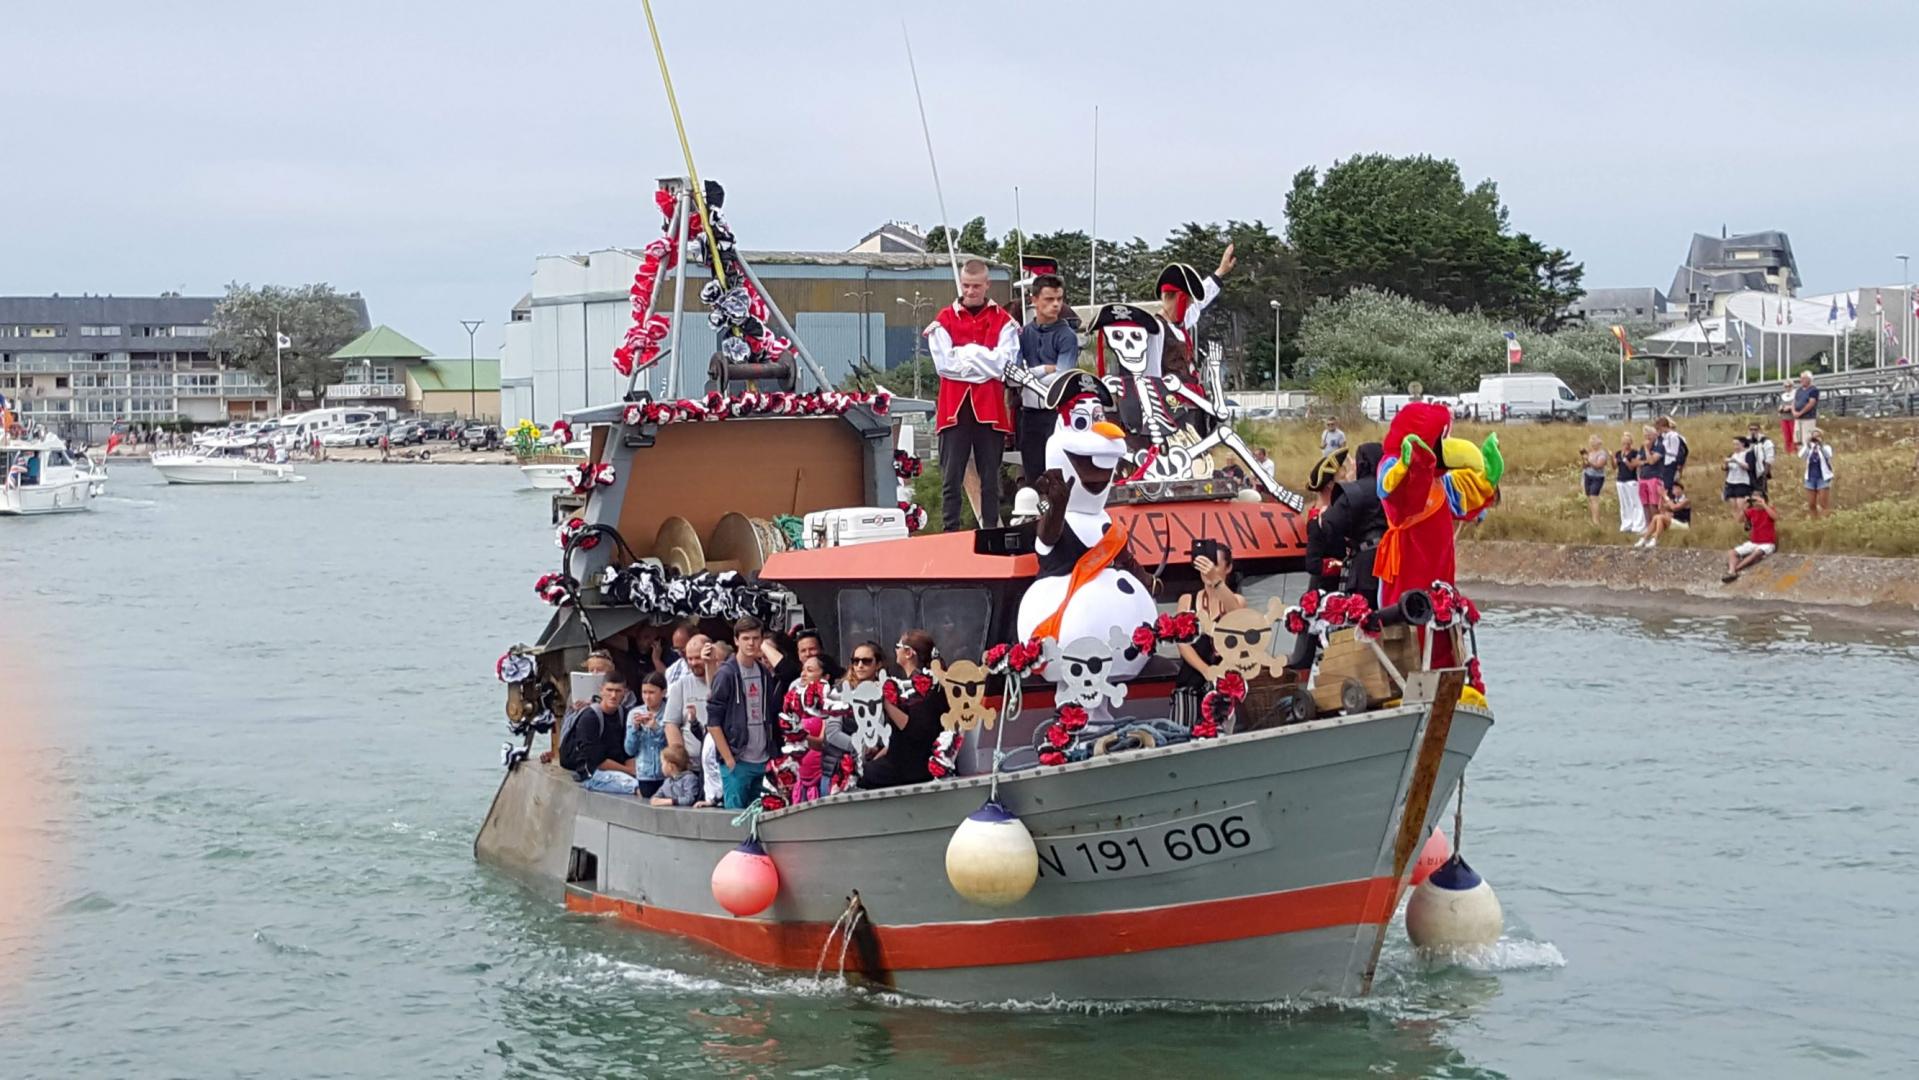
[1088,303,1178,457]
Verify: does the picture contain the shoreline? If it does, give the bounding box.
[1457,540,1919,622]
[105,446,516,466]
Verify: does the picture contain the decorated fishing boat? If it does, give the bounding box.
[476,175,1504,1003]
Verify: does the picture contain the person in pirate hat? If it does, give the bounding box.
[1155,243,1236,381]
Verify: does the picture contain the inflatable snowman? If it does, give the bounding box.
[1014,376,1157,682]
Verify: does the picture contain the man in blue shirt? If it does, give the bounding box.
[1014,273,1079,486]
[1791,372,1820,444]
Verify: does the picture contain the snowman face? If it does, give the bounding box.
[1102,324,1151,373]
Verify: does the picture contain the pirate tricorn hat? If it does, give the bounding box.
[1044,368,1115,412]
[1156,262,1206,300]
[1087,303,1162,336]
[1020,254,1062,280]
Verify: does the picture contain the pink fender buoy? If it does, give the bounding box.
[1412,827,1453,887]
[711,837,780,917]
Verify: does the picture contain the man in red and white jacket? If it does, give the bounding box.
[926,259,1019,530]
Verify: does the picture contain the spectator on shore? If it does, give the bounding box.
[1722,437,1756,516]
[625,672,670,799]
[1778,381,1798,453]
[1800,431,1834,518]
[707,617,778,809]
[648,746,706,808]
[1320,419,1347,455]
[1252,445,1277,477]
[1746,421,1776,498]
[1723,494,1778,583]
[1635,481,1691,549]
[1614,430,1645,533]
[1656,416,1687,487]
[1635,426,1665,524]
[1790,372,1820,447]
[566,673,638,791]
[858,629,948,790]
[1580,435,1609,526]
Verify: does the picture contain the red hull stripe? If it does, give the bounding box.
[565,876,1398,971]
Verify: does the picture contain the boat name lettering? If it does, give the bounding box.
[1033,803,1271,883]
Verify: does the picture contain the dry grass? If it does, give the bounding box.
[1244,415,1919,558]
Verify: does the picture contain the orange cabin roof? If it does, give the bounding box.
[761,499,1306,585]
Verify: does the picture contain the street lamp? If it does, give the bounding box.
[1267,299,1282,397]
[460,319,483,422]
[896,292,941,399]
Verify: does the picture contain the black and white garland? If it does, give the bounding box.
[596,560,790,625]
[894,447,927,533]
[620,389,890,427]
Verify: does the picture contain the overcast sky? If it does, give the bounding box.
[5,1,1915,355]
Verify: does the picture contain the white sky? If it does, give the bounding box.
[5,0,1915,355]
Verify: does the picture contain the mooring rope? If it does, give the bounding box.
[987,671,1023,803]
[730,800,765,842]
[1453,773,1466,854]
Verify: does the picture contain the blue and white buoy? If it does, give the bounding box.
[1405,852,1504,951]
[944,799,1039,907]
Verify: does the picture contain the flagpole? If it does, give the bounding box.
[1089,104,1099,306]
[1875,291,1883,368]
[273,313,283,417]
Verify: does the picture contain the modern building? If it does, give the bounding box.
[1667,230,1801,316]
[498,245,1008,428]
[329,324,500,420]
[0,293,368,441]
[1566,287,1676,327]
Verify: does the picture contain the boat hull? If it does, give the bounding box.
[478,702,1491,1002]
[152,457,296,484]
[520,464,576,491]
[0,477,96,514]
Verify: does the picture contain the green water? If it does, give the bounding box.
[2,463,1915,1078]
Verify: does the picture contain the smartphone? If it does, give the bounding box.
[1190,538,1221,563]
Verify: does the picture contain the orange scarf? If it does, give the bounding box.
[1374,484,1445,590]
[1034,521,1131,641]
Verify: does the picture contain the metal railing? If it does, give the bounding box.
[1621,367,1919,420]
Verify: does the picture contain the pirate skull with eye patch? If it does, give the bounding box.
[1042,634,1129,722]
[835,678,890,754]
[1102,324,1152,374]
[1197,597,1292,683]
[930,657,994,732]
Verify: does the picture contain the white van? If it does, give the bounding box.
[1467,374,1586,422]
[272,407,386,446]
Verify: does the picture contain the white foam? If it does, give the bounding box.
[1412,936,1567,973]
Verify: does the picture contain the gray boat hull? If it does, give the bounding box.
[478,696,1491,1004]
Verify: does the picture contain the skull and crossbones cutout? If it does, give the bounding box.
[836,678,890,754]
[1102,323,1152,374]
[930,657,993,732]
[1043,634,1130,721]
[1197,597,1290,682]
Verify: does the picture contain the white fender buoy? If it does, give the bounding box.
[1411,827,1453,887]
[711,837,780,917]
[1405,853,1503,951]
[945,800,1039,907]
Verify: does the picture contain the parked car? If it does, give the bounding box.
[459,424,502,451]
[320,423,374,447]
[385,421,427,446]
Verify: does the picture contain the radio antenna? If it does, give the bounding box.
[902,22,962,294]
[1014,185,1026,315]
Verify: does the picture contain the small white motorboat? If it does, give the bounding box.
[152,447,299,485]
[1,433,103,515]
[520,439,589,491]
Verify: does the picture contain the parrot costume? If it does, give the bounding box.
[1373,402,1502,667]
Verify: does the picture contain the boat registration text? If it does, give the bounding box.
[1034,803,1272,883]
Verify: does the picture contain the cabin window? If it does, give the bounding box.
[47,450,71,468]
[920,587,993,661]
[837,587,917,657]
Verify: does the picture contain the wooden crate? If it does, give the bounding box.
[1311,624,1456,715]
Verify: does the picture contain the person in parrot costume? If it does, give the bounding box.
[1373,402,1502,667]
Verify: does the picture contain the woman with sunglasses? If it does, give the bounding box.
[858,629,948,790]
[1174,541,1245,724]
[814,641,884,797]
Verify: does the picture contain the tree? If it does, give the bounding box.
[208,282,366,407]
[922,216,999,262]
[1528,244,1586,332]
[1285,154,1582,327]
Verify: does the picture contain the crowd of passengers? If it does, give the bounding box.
[545,616,949,810]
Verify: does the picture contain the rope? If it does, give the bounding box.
[730,799,765,841]
[640,0,726,289]
[988,671,1022,802]
[1453,774,1465,854]
[772,514,805,551]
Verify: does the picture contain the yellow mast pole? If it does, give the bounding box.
[641,0,726,290]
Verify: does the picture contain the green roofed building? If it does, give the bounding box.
[328,325,498,420]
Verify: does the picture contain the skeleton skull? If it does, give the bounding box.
[1044,634,1130,717]
[838,679,890,753]
[1102,324,1152,373]
[930,658,994,732]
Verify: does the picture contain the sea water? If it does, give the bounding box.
[2,462,1915,1078]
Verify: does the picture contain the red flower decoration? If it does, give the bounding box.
[1170,611,1200,640]
[928,760,948,779]
[1192,718,1219,739]
[1467,656,1486,693]
[1216,671,1248,702]
[911,672,933,696]
[984,644,1010,670]
[760,793,786,812]
[1039,750,1066,767]
[1298,589,1322,616]
[1044,723,1071,749]
[882,680,901,706]
[1057,704,1089,731]
[1284,609,1308,635]
[1132,624,1157,651]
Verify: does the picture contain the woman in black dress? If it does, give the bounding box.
[857,629,948,789]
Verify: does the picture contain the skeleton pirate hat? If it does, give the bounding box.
[1088,302,1161,377]
[1044,368,1115,412]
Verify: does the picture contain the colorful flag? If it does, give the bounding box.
[1503,330,1522,366]
[1786,299,1793,325]
[1828,297,1839,325]
[1885,319,1901,346]
[1609,324,1634,359]
[1733,319,1753,359]
[1847,294,1857,321]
